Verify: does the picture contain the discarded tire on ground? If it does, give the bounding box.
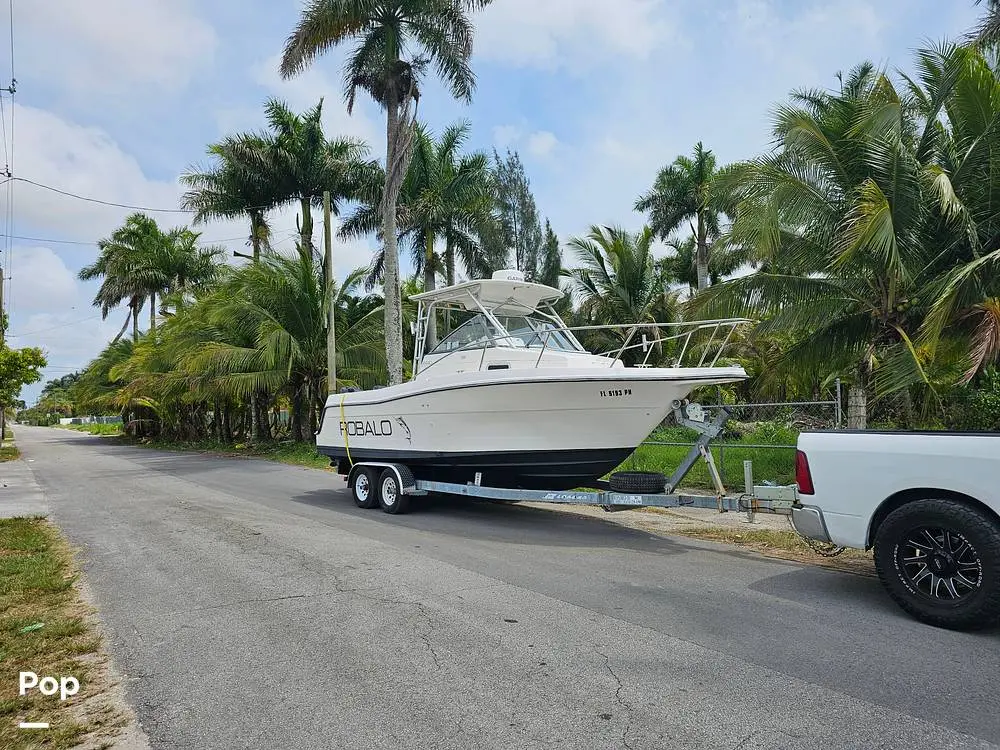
[609,471,666,494]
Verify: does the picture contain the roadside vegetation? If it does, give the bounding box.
[669,524,874,575]
[17,3,1000,479]
[0,518,127,749]
[56,423,123,437]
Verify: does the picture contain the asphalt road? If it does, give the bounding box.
[15,425,1000,749]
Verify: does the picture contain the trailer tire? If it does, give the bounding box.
[378,469,410,515]
[873,498,1000,631]
[351,467,379,509]
[609,471,665,494]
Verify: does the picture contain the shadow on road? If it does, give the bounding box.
[287,487,696,555]
[751,566,1000,637]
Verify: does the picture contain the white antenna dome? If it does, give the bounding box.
[491,269,525,282]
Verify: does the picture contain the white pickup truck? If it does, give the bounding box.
[792,430,1000,631]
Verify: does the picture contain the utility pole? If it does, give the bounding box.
[323,191,336,395]
[1,266,6,449]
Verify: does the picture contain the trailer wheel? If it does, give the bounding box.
[378,469,410,515]
[350,467,379,509]
[873,499,1000,630]
[609,471,665,494]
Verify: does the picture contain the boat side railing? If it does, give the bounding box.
[416,318,751,377]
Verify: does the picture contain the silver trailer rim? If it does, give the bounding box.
[355,473,370,502]
[382,476,397,506]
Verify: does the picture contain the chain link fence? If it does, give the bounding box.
[632,381,843,487]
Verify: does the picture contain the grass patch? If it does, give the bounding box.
[122,436,331,470]
[0,444,19,462]
[616,422,799,488]
[0,518,127,749]
[672,524,874,574]
[57,423,123,436]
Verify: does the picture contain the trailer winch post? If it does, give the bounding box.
[663,403,731,494]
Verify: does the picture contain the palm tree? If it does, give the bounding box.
[344,121,494,292]
[695,60,971,428]
[80,213,170,342]
[155,228,226,314]
[660,236,745,295]
[279,0,495,386]
[187,253,385,442]
[259,99,377,257]
[566,225,678,364]
[910,43,1000,380]
[973,0,1000,48]
[636,142,729,293]
[181,135,281,261]
[81,215,225,344]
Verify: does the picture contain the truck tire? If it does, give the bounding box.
[873,498,1000,631]
[609,471,665,494]
[378,468,411,515]
[350,467,379,509]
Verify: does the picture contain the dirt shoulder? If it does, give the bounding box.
[521,501,875,577]
[0,517,149,749]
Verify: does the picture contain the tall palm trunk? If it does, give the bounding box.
[250,212,265,261]
[383,99,405,386]
[299,197,314,257]
[445,232,455,286]
[695,212,709,293]
[149,292,156,333]
[131,299,140,343]
[423,233,438,348]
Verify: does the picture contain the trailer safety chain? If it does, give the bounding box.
[786,517,847,557]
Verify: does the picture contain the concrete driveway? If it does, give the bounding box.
[14,425,1000,749]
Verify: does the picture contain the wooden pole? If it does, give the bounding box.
[323,191,336,395]
[1,266,6,449]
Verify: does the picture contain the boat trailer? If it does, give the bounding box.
[340,402,799,521]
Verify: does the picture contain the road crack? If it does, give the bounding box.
[598,650,635,750]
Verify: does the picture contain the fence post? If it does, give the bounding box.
[743,460,755,524]
[834,378,843,428]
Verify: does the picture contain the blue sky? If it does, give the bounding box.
[5,0,984,403]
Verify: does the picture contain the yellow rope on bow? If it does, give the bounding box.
[339,394,353,467]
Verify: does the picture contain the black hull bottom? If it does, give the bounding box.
[318,446,636,490]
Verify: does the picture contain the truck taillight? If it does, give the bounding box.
[795,450,815,495]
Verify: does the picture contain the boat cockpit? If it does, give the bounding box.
[410,270,615,380]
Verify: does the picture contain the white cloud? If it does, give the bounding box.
[526,131,559,158]
[492,124,523,149]
[491,123,559,158]
[12,104,185,241]
[17,0,216,96]
[475,0,677,69]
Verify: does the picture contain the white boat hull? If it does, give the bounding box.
[316,366,745,489]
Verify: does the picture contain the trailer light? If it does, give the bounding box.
[795,450,815,495]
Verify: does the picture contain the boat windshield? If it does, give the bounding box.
[494,315,584,352]
[427,312,582,355]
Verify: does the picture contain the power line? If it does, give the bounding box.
[0,231,266,246]
[8,314,102,338]
[4,0,14,328]
[13,177,284,216]
[14,177,196,214]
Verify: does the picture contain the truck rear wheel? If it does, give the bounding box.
[873,499,1000,630]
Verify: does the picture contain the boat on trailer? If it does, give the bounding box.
[315,270,749,491]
